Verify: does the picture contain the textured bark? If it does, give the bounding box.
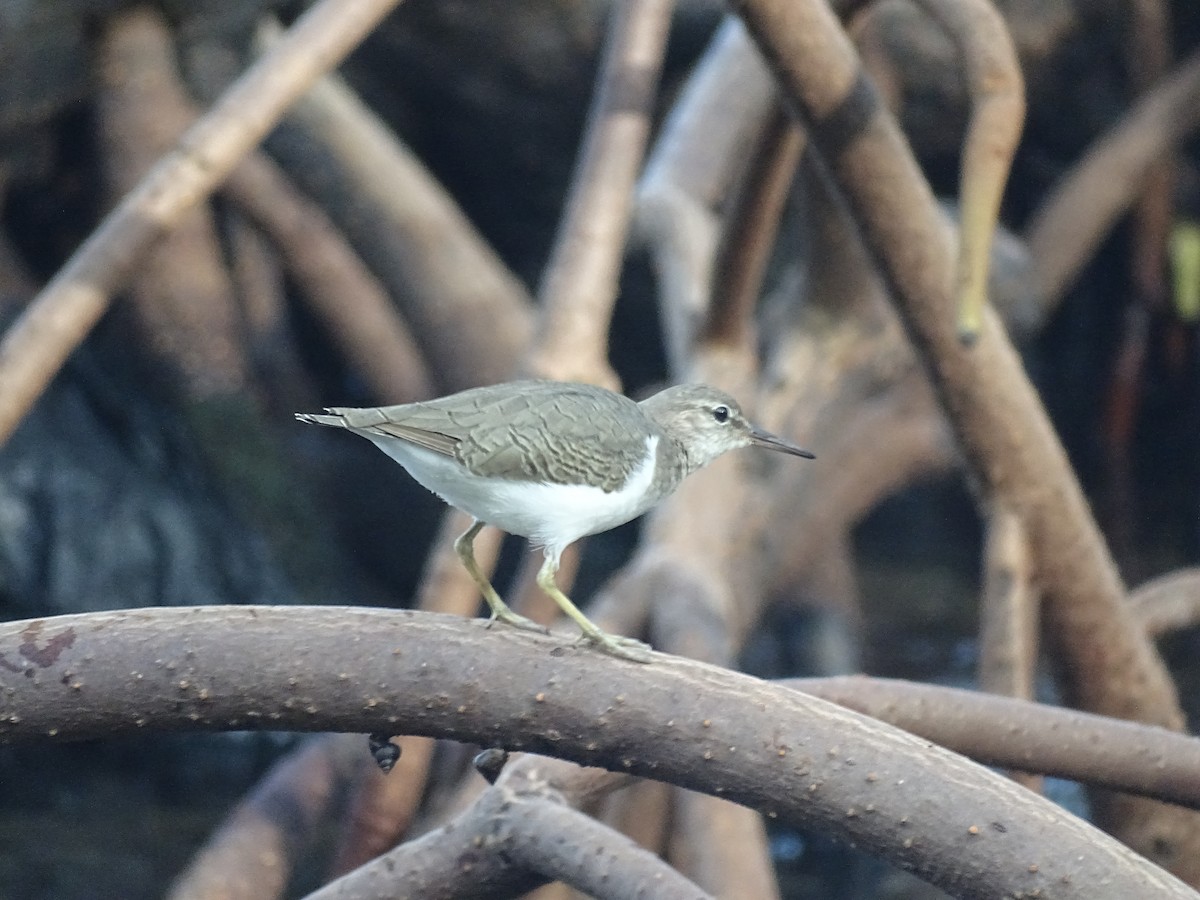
[1,606,1194,900]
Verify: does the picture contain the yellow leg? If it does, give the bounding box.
[454,521,547,634]
[536,554,651,663]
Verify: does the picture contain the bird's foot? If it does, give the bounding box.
[486,608,550,635]
[577,629,653,663]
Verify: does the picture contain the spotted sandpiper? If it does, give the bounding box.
[297,380,814,661]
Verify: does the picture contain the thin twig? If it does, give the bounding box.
[702,103,804,350]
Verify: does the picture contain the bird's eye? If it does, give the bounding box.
[712,405,730,424]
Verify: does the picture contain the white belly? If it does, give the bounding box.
[368,435,660,555]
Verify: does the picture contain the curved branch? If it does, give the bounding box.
[909,0,1025,341]
[793,677,1200,812]
[1025,48,1200,309]
[0,606,1193,900]
[1130,568,1200,640]
[503,788,713,900]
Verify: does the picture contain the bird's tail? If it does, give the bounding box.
[295,410,349,428]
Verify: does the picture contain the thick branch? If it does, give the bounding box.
[0,606,1193,900]
[727,0,1199,873]
[793,677,1200,812]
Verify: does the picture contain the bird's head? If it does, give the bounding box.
[639,384,815,472]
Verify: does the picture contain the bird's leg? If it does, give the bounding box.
[535,553,651,663]
[454,520,548,634]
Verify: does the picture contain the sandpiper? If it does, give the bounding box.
[297,380,814,661]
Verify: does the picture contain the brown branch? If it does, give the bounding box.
[1130,568,1200,640]
[977,505,1038,701]
[328,510,501,874]
[977,504,1042,792]
[527,0,678,386]
[0,0,405,445]
[305,761,634,900]
[166,734,363,900]
[3,606,1191,899]
[635,17,778,373]
[669,791,779,900]
[910,0,1025,341]
[728,0,1200,876]
[791,676,1200,812]
[602,778,672,861]
[499,789,714,900]
[702,103,804,349]
[224,152,434,404]
[257,24,534,392]
[97,8,248,399]
[635,351,782,899]
[763,370,955,599]
[1025,48,1200,310]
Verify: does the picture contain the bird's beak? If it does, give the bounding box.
[749,426,816,459]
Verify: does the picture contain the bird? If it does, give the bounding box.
[296,380,814,661]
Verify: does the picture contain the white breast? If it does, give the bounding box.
[367,434,661,557]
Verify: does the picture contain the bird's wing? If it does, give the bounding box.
[299,383,653,490]
[450,385,652,491]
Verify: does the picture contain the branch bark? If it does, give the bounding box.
[1,606,1194,900]
[793,676,1200,812]
[909,0,1024,341]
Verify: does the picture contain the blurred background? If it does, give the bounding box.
[1,0,1199,897]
